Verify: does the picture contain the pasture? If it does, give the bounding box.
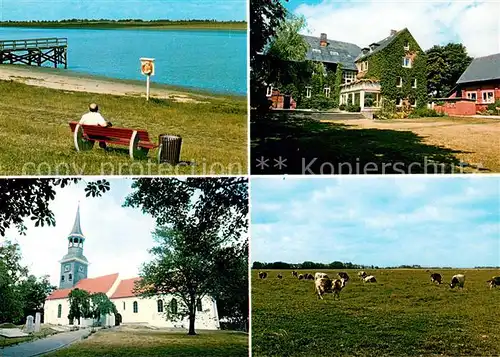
[252,269,500,357]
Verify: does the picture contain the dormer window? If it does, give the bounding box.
[404,41,410,51]
[397,77,403,87]
[329,51,339,56]
[369,43,379,51]
[68,273,72,281]
[312,48,321,54]
[402,57,412,68]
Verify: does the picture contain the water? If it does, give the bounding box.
[0,27,247,95]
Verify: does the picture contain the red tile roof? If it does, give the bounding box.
[46,273,119,300]
[110,277,142,299]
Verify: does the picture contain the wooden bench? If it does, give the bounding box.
[69,121,158,160]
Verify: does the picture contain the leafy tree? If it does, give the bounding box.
[211,243,248,331]
[18,275,55,321]
[89,293,117,325]
[67,289,91,325]
[252,261,264,270]
[426,43,472,98]
[250,0,288,108]
[125,178,248,335]
[0,241,26,323]
[0,179,110,237]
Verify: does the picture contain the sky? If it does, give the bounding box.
[0,0,246,22]
[1,179,157,287]
[284,0,500,57]
[251,176,500,268]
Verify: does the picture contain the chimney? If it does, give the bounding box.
[320,33,327,47]
[390,29,397,36]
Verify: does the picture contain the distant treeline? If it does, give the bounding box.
[252,261,500,270]
[0,19,246,23]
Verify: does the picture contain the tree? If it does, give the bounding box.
[426,43,472,98]
[0,241,26,323]
[250,0,288,108]
[0,179,110,237]
[125,178,248,335]
[67,289,91,325]
[89,293,117,325]
[211,242,248,331]
[18,275,55,321]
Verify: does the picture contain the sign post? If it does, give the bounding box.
[140,57,155,101]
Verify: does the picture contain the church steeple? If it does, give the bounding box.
[59,203,89,289]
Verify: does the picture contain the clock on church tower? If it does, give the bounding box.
[59,204,89,289]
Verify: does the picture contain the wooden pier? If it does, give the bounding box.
[0,38,67,68]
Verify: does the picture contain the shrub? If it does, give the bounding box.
[298,94,337,110]
[339,103,346,111]
[408,107,445,118]
[346,103,361,112]
[375,99,397,120]
[487,100,500,114]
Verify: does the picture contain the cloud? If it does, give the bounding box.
[292,0,500,57]
[251,176,500,267]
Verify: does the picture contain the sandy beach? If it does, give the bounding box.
[0,64,217,103]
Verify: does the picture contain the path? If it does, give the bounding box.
[0,329,90,357]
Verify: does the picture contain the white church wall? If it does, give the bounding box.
[111,295,220,330]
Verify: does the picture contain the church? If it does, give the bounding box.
[44,206,221,330]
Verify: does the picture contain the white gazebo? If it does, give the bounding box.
[339,79,381,111]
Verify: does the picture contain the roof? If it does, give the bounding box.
[46,273,119,300]
[356,28,406,62]
[457,53,500,84]
[302,35,361,71]
[110,277,142,299]
[69,204,84,238]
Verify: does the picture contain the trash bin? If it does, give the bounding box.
[158,134,182,165]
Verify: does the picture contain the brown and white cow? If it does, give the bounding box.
[487,276,500,289]
[314,272,329,281]
[358,271,367,280]
[363,275,377,283]
[338,272,350,282]
[298,274,304,280]
[277,273,283,279]
[258,271,267,279]
[430,273,442,285]
[449,274,465,289]
[315,277,346,300]
[292,271,298,277]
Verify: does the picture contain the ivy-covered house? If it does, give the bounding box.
[339,28,427,111]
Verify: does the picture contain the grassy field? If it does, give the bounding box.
[252,269,500,357]
[0,21,247,31]
[0,80,247,175]
[251,111,499,174]
[45,328,248,357]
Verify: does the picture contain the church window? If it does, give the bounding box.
[61,275,65,282]
[133,301,138,313]
[157,300,164,313]
[170,299,178,315]
[196,298,202,312]
[57,304,62,318]
[68,274,72,281]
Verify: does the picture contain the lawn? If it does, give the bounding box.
[45,328,248,357]
[251,111,499,174]
[0,80,247,175]
[252,269,500,357]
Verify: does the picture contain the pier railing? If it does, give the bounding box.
[0,37,68,51]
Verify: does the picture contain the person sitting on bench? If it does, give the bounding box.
[79,103,112,149]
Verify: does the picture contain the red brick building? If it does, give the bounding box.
[451,53,500,112]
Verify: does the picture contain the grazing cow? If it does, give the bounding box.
[430,273,442,285]
[298,274,304,280]
[277,273,283,279]
[338,272,350,282]
[308,274,315,280]
[258,271,267,279]
[486,276,500,289]
[315,277,333,299]
[363,275,377,283]
[315,272,329,281]
[292,271,298,277]
[358,271,367,280]
[449,274,465,289]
